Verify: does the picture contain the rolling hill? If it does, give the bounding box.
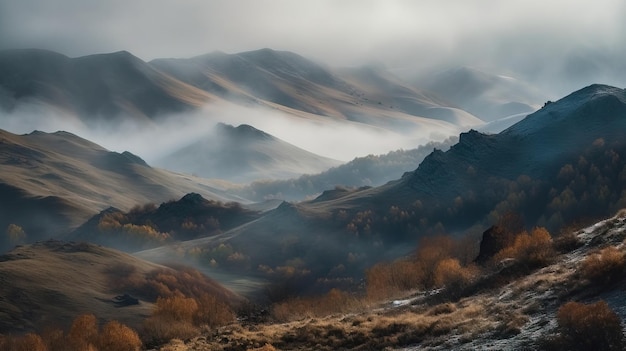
[0,129,246,251]
[0,240,240,334]
[0,49,212,122]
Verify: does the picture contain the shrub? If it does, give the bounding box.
[365,260,422,300]
[67,313,99,350]
[40,328,66,351]
[553,231,582,253]
[433,258,476,297]
[142,294,202,345]
[98,320,142,351]
[494,227,554,269]
[547,301,625,351]
[141,318,198,347]
[0,333,47,351]
[194,293,235,328]
[153,295,199,322]
[580,246,625,285]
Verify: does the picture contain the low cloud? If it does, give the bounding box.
[0,100,457,167]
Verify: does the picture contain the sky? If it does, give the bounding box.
[0,0,625,93]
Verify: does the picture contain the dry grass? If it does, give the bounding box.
[271,288,363,322]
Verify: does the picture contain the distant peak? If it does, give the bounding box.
[180,192,206,204]
[215,122,273,140]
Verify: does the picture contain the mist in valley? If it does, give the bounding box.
[0,99,457,181]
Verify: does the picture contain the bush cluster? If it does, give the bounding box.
[0,314,141,351]
[142,293,234,346]
[542,301,625,351]
[493,227,554,270]
[580,246,626,285]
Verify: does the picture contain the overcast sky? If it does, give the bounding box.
[0,0,625,93]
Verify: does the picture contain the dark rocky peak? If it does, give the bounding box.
[504,84,626,136]
[216,123,273,141]
[180,192,207,205]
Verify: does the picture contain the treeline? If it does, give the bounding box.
[70,193,259,251]
[234,137,457,202]
[335,138,626,245]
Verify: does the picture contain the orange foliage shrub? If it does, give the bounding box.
[553,301,624,351]
[366,234,480,300]
[154,295,199,322]
[40,328,66,351]
[1,314,142,351]
[433,258,476,292]
[0,333,47,351]
[194,293,235,328]
[580,246,625,285]
[142,294,214,345]
[413,235,458,288]
[366,260,422,300]
[98,320,142,351]
[493,227,554,268]
[67,313,99,350]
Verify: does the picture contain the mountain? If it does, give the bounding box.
[318,84,626,228]
[151,48,483,132]
[154,123,342,183]
[0,49,212,122]
[414,66,547,122]
[0,129,246,251]
[0,240,240,334]
[139,84,626,296]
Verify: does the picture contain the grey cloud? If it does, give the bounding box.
[0,0,625,96]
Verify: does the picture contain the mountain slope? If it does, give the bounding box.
[155,123,342,183]
[0,129,245,251]
[0,49,212,121]
[326,84,626,208]
[415,66,547,122]
[151,48,483,132]
[232,136,458,202]
[154,211,626,351]
[0,240,239,334]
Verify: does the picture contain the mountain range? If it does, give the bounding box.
[137,84,626,296]
[2,45,626,349]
